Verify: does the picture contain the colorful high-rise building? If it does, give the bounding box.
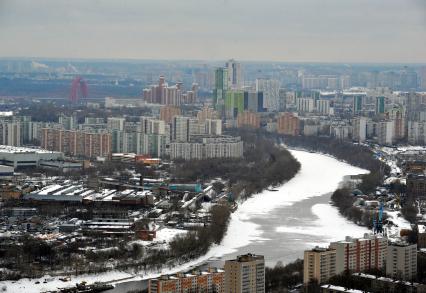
[214,67,228,113]
[225,90,244,119]
[329,234,387,275]
[352,95,364,114]
[375,96,386,114]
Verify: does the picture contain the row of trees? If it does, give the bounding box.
[169,204,231,259]
[167,129,301,264]
[174,128,301,200]
[276,135,389,194]
[265,259,303,292]
[270,134,394,227]
[331,188,388,228]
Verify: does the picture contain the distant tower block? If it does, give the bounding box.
[70,76,88,103]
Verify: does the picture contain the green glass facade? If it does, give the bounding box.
[225,90,244,118]
[214,68,228,109]
[376,96,385,114]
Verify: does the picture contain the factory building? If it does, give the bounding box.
[0,145,63,168]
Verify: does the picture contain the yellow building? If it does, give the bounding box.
[303,247,336,284]
[224,253,265,293]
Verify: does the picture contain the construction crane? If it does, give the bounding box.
[373,201,384,234]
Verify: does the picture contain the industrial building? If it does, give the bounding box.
[0,164,14,180]
[0,145,63,168]
[39,160,83,172]
[24,184,154,205]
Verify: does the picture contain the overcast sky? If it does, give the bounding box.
[0,0,425,63]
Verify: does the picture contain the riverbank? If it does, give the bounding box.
[0,133,301,293]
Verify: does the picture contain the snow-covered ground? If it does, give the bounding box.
[0,271,133,293]
[385,210,412,238]
[276,204,369,246]
[0,150,372,292]
[130,227,188,247]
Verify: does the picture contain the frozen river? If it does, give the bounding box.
[109,149,371,292]
[2,150,372,293]
[202,149,370,266]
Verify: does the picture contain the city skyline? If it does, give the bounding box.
[1,0,425,63]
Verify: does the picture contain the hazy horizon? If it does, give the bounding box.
[1,0,425,63]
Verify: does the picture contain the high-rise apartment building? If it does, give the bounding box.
[296,97,315,113]
[377,120,395,145]
[214,67,228,112]
[352,117,368,143]
[329,234,387,275]
[140,117,166,135]
[59,113,78,130]
[41,128,112,158]
[237,111,260,129]
[244,91,266,113]
[316,99,331,115]
[160,105,181,124]
[386,106,405,141]
[143,76,197,106]
[256,79,280,112]
[303,247,337,284]
[197,107,218,122]
[107,117,126,131]
[352,95,364,114]
[224,253,265,293]
[386,242,417,281]
[278,88,287,111]
[226,59,243,90]
[408,120,426,145]
[204,119,222,135]
[172,116,192,142]
[277,112,300,136]
[225,90,244,119]
[170,135,243,160]
[0,121,22,146]
[375,96,386,114]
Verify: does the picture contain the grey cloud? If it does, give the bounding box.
[0,0,424,62]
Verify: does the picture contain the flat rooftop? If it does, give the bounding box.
[0,145,60,154]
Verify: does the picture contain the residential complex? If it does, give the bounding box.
[148,269,225,293]
[170,135,243,160]
[41,128,112,158]
[143,76,198,106]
